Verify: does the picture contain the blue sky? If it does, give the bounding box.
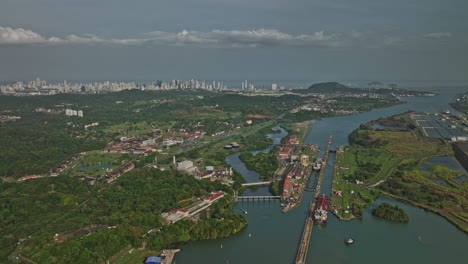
[0,0,467,82]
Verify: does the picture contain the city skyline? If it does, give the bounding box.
[0,0,467,81]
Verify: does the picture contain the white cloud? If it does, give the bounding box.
[0,26,456,48]
[0,26,339,47]
[0,26,46,44]
[424,32,452,39]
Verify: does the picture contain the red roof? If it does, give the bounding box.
[205,191,224,202]
[20,175,40,180]
[136,146,152,151]
[290,136,297,140]
[281,147,292,153]
[283,177,291,194]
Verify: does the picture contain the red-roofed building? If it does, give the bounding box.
[19,175,41,181]
[204,191,225,202]
[133,146,152,155]
[279,147,292,159]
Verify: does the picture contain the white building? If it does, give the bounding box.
[177,160,197,175]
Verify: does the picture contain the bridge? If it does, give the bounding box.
[235,196,281,201]
[295,135,333,264]
[242,181,272,187]
[274,143,317,148]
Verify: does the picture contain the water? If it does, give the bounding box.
[425,156,467,174]
[226,125,287,184]
[175,85,468,264]
[250,125,288,156]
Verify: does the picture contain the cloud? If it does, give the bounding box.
[145,29,338,47]
[0,26,456,48]
[424,32,452,39]
[0,26,339,47]
[0,26,46,44]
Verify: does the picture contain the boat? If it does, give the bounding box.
[312,195,329,224]
[242,209,248,214]
[249,233,252,238]
[344,237,355,245]
[313,159,323,170]
[280,202,287,207]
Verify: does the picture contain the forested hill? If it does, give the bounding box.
[304,82,349,93]
[307,82,348,93]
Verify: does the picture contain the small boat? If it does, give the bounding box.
[242,209,248,214]
[344,238,355,245]
[280,202,287,207]
[249,233,252,238]
[220,244,223,248]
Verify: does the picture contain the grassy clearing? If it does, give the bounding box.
[66,151,128,178]
[113,248,160,264]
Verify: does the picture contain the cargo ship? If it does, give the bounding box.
[313,195,329,224]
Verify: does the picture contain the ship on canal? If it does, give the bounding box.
[313,195,329,224]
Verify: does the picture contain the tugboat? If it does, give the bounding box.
[344,237,355,245]
[313,195,329,224]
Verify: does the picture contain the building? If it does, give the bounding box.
[279,147,292,159]
[204,191,225,202]
[177,160,197,175]
[196,171,214,180]
[146,256,162,264]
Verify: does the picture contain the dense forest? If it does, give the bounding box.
[239,151,278,180]
[0,90,306,178]
[372,203,409,222]
[0,168,246,263]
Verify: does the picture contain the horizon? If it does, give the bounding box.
[1,0,467,81]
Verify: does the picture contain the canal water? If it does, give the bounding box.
[175,85,468,264]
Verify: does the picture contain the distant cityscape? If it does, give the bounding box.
[0,78,291,96]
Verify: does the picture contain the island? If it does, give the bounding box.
[372,203,409,222]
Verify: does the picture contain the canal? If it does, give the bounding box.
[175,85,468,264]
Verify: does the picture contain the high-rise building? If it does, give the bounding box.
[272,83,277,90]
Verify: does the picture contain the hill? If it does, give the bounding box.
[300,82,349,94]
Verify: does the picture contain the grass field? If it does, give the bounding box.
[332,115,456,220]
[66,151,128,178]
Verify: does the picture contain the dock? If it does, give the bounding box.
[295,136,333,264]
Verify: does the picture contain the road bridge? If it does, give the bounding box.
[235,196,281,201]
[241,181,272,187]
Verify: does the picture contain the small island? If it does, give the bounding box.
[372,203,410,222]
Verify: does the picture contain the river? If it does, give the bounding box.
[175,85,468,264]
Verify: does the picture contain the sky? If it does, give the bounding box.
[0,0,467,82]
